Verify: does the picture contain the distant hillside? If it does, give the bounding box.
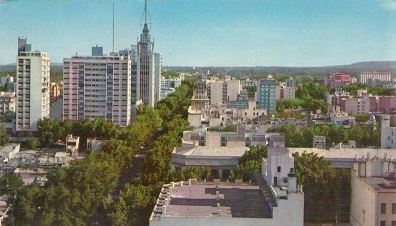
[165,61,396,80]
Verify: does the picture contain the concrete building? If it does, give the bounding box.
[153,147,304,226]
[350,156,396,226]
[313,136,326,148]
[205,77,241,105]
[49,82,61,104]
[135,1,161,107]
[0,144,20,164]
[378,97,396,114]
[276,79,296,100]
[65,134,79,154]
[154,53,162,104]
[16,38,50,135]
[323,73,352,88]
[257,79,276,114]
[63,50,131,127]
[172,127,267,179]
[381,115,396,149]
[343,94,371,115]
[0,92,15,114]
[359,71,391,85]
[160,74,183,99]
[187,81,210,128]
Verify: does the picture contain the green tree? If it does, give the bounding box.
[25,137,40,149]
[293,152,350,223]
[0,125,8,146]
[232,146,268,181]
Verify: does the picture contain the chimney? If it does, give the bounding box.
[287,169,297,193]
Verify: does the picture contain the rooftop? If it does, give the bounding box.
[174,146,249,157]
[151,181,271,220]
[361,175,396,190]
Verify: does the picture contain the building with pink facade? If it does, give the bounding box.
[378,96,396,114]
[324,73,352,88]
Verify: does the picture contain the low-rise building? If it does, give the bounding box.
[0,144,20,164]
[152,147,304,226]
[65,134,79,153]
[350,156,396,226]
[313,136,326,148]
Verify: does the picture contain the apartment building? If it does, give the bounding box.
[257,79,277,114]
[359,71,391,85]
[16,38,50,134]
[0,92,15,114]
[63,50,131,127]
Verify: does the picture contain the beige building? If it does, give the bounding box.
[63,51,131,127]
[0,92,15,114]
[16,38,50,134]
[172,126,267,179]
[350,156,396,226]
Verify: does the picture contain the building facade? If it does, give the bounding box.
[135,1,161,107]
[0,92,16,114]
[359,71,392,84]
[16,38,50,134]
[63,52,131,127]
[257,79,276,114]
[350,157,396,226]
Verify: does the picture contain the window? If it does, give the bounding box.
[393,203,396,214]
[380,221,386,226]
[283,178,288,183]
[381,203,387,214]
[277,166,281,172]
[392,221,396,226]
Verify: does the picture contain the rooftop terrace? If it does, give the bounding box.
[151,180,272,221]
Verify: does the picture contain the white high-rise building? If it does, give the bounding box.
[154,53,162,104]
[63,50,131,127]
[16,38,50,134]
[136,0,161,107]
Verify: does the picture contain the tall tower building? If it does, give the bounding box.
[16,38,50,135]
[136,0,161,107]
[63,48,131,127]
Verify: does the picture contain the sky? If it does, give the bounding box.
[0,0,396,67]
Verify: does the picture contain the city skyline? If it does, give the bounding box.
[1,0,396,67]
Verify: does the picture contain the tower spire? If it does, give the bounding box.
[144,0,148,25]
[140,0,151,32]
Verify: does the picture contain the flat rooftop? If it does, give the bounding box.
[362,176,396,190]
[174,146,249,157]
[153,181,272,220]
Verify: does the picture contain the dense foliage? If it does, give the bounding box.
[0,126,8,146]
[4,79,195,225]
[271,123,380,148]
[293,152,350,223]
[339,83,396,96]
[276,83,329,113]
[230,145,268,182]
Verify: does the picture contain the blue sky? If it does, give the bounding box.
[0,0,396,67]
